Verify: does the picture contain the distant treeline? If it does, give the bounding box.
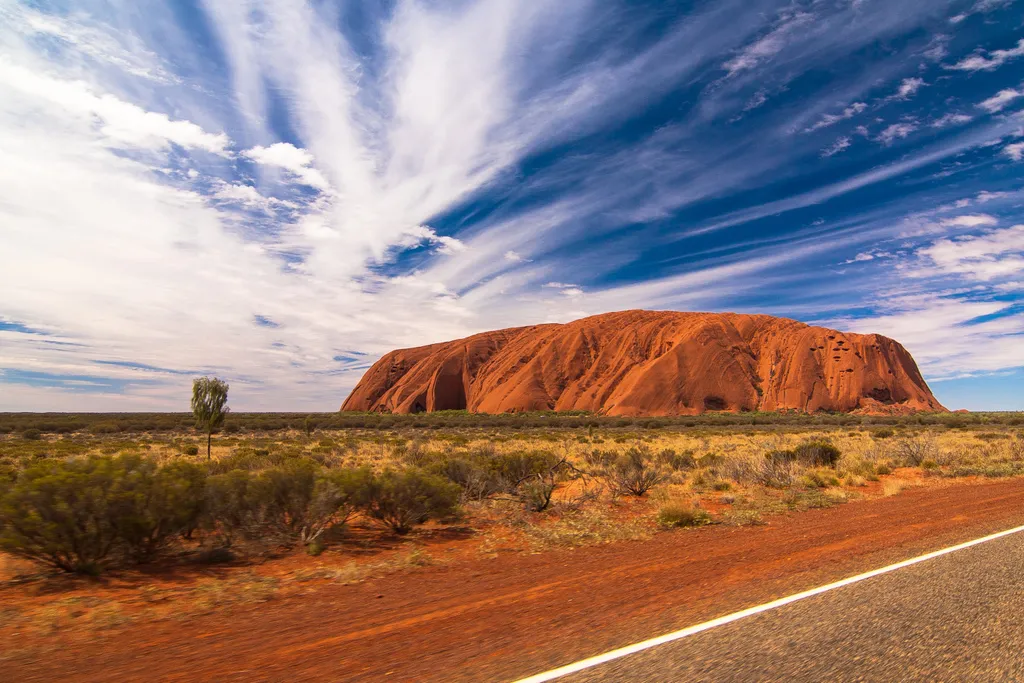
[2,410,1023,435]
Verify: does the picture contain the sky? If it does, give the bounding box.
[0,0,1022,412]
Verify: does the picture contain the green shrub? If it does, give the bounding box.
[606,446,667,496]
[766,441,841,468]
[491,450,561,493]
[362,469,460,534]
[0,456,128,573]
[583,450,616,469]
[520,478,557,512]
[430,454,501,501]
[21,428,42,441]
[791,441,842,467]
[657,502,712,528]
[800,469,841,489]
[872,428,895,439]
[252,461,371,544]
[89,421,122,435]
[657,449,696,471]
[921,459,940,472]
[765,449,797,464]
[202,469,260,545]
[182,445,200,456]
[114,457,206,562]
[875,463,893,475]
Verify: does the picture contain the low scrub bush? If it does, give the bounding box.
[800,468,841,489]
[945,462,1024,478]
[792,441,842,467]
[751,455,798,488]
[0,456,125,573]
[424,448,563,507]
[0,454,204,572]
[657,449,696,471]
[583,450,616,469]
[362,469,460,534]
[250,460,372,545]
[202,469,261,544]
[115,457,206,562]
[765,441,841,469]
[21,428,42,441]
[606,446,667,496]
[428,454,499,501]
[491,450,561,493]
[1009,438,1024,462]
[657,502,712,528]
[890,435,938,467]
[520,478,557,513]
[720,508,763,526]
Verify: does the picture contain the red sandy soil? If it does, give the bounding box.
[342,310,944,416]
[5,478,1024,682]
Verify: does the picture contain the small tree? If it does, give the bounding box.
[192,377,229,460]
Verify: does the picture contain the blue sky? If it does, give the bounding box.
[0,0,1022,411]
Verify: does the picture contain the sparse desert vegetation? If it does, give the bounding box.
[1,410,1024,645]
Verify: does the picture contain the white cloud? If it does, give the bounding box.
[896,77,925,99]
[923,35,949,62]
[822,136,851,157]
[941,214,998,228]
[722,11,814,76]
[931,113,972,128]
[977,191,1009,203]
[843,252,874,264]
[242,143,331,190]
[0,58,229,153]
[6,5,177,83]
[1004,142,1024,161]
[805,102,867,132]
[504,250,526,262]
[978,89,1023,113]
[743,90,768,111]
[919,224,1024,281]
[435,236,468,255]
[834,296,1024,380]
[211,182,297,212]
[949,38,1024,72]
[876,122,917,145]
[395,225,467,256]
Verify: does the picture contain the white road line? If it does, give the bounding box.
[513,523,1024,683]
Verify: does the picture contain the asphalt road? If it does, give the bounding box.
[554,529,1024,682]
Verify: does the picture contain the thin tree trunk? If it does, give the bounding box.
[207,430,212,460]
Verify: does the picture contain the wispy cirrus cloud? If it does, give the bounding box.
[948,38,1024,72]
[978,88,1023,113]
[804,102,867,132]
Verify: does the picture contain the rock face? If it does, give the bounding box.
[341,310,945,416]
